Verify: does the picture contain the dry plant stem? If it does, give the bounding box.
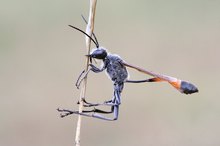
[75,0,97,146]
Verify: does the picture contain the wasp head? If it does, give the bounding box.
[87,48,107,60]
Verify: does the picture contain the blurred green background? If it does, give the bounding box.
[0,0,220,146]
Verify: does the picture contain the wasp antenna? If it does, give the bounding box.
[68,25,99,48]
[81,15,100,48]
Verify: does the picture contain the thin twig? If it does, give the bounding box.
[75,0,97,146]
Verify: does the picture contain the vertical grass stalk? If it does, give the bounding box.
[75,0,97,146]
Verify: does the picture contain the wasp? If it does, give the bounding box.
[57,17,198,121]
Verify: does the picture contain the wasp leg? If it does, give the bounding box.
[81,98,119,107]
[57,105,119,121]
[75,64,106,89]
[75,70,85,89]
[60,83,122,121]
[126,77,163,83]
[89,64,106,73]
[81,83,123,107]
[75,69,92,89]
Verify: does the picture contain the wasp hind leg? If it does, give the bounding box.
[57,105,119,121]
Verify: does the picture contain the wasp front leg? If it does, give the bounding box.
[75,68,91,89]
[75,64,106,89]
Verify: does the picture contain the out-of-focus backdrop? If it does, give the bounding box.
[0,0,219,146]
